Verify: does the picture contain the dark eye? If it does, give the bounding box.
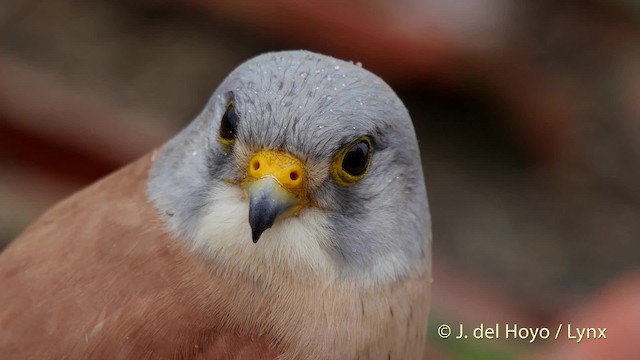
[219,101,238,143]
[331,136,372,186]
[342,140,370,176]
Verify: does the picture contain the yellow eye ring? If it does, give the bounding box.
[331,136,372,187]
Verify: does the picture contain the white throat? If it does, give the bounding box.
[191,184,338,282]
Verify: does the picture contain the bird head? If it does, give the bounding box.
[148,51,430,284]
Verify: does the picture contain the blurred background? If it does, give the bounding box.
[1,0,640,358]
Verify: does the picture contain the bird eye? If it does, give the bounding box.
[342,141,370,176]
[331,136,372,186]
[218,101,238,144]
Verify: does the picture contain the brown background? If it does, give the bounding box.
[2,0,640,358]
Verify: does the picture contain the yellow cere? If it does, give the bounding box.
[248,150,306,195]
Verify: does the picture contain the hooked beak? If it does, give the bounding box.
[246,150,307,243]
[248,178,297,243]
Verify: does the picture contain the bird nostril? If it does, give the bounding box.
[252,160,260,171]
[289,171,299,181]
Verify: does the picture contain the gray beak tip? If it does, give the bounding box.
[249,208,274,244]
[248,177,297,244]
[251,229,262,244]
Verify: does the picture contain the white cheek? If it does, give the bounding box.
[193,184,337,278]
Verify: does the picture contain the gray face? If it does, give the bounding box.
[148,51,430,281]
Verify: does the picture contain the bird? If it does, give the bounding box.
[0,50,432,359]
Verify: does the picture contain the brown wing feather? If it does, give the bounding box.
[0,153,279,359]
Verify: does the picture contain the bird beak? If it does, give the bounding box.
[246,150,307,243]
